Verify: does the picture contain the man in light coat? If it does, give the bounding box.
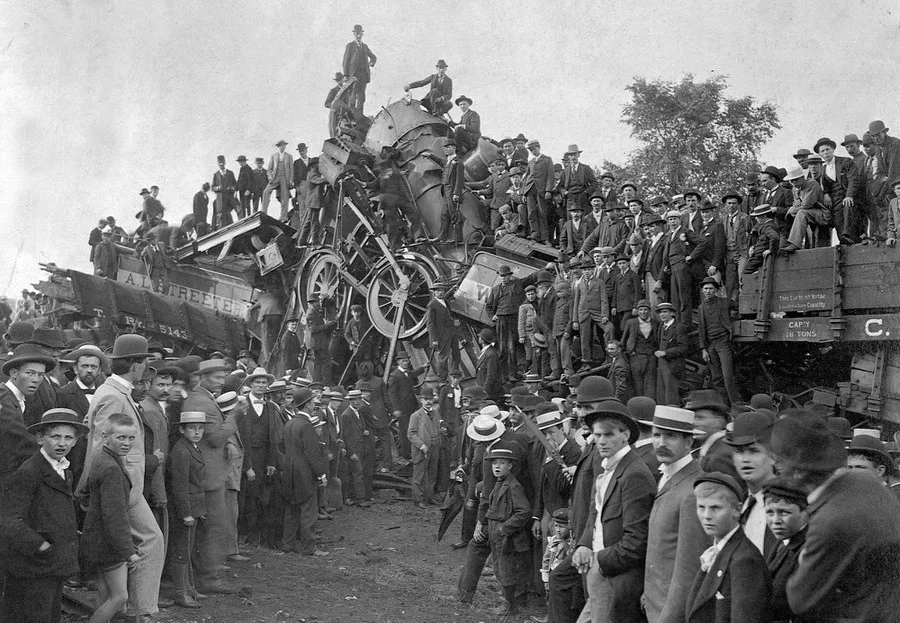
[262,140,295,219]
[407,387,441,508]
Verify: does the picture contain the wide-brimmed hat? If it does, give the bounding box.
[583,399,639,444]
[793,148,812,159]
[3,321,35,346]
[684,389,729,415]
[847,433,893,467]
[814,137,837,153]
[721,189,742,203]
[333,72,344,82]
[640,212,665,227]
[109,335,153,360]
[841,133,861,146]
[139,188,150,196]
[179,411,207,425]
[480,404,502,420]
[574,376,613,404]
[683,188,702,201]
[197,360,227,375]
[769,410,847,472]
[65,344,108,367]
[467,414,505,441]
[564,144,582,155]
[826,416,853,440]
[725,411,775,446]
[784,167,806,181]
[455,95,473,106]
[435,59,448,68]
[694,471,743,500]
[244,366,275,384]
[26,327,66,350]
[28,408,88,435]
[749,204,774,217]
[2,343,57,376]
[759,165,782,182]
[640,405,703,435]
[275,139,288,146]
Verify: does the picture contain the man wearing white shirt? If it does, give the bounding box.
[725,410,779,558]
[640,406,710,623]
[571,400,655,623]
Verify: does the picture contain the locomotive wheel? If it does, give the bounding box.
[366,254,439,339]
[297,250,349,315]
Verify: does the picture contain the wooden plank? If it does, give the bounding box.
[843,261,900,309]
[770,246,835,271]
[733,320,758,340]
[770,267,834,290]
[844,314,900,341]
[843,244,900,266]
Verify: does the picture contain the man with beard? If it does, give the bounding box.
[640,405,709,623]
[769,411,900,622]
[57,345,106,485]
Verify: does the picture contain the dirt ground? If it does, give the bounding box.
[64,492,549,623]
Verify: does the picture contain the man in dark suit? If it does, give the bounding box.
[57,345,105,488]
[697,278,738,406]
[404,59,452,116]
[641,213,668,310]
[605,340,632,403]
[469,158,511,231]
[662,210,707,326]
[610,255,642,333]
[523,139,555,244]
[621,300,659,401]
[438,139,464,242]
[642,405,710,623]
[654,303,688,406]
[449,95,480,155]
[770,412,900,623]
[560,145,598,212]
[814,137,859,244]
[281,389,328,555]
[425,281,458,384]
[388,352,426,461]
[342,25,376,113]
[212,155,238,230]
[251,158,268,214]
[236,155,253,219]
[685,472,771,623]
[596,173,618,205]
[93,227,118,279]
[306,295,336,384]
[758,166,792,240]
[698,203,726,281]
[292,143,310,220]
[192,182,210,236]
[739,173,766,216]
[571,401,656,623]
[721,189,752,304]
[88,218,107,262]
[559,204,589,256]
[870,120,900,185]
[474,329,503,402]
[486,265,540,381]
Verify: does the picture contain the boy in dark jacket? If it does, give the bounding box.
[81,412,141,623]
[0,408,86,623]
[484,443,532,616]
[744,204,780,274]
[763,479,809,623]
[167,411,208,609]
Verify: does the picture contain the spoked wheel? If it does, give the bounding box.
[366,254,440,339]
[297,250,349,316]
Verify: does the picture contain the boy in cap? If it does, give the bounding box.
[483,443,532,616]
[762,478,808,623]
[541,508,576,594]
[407,387,441,508]
[167,411,208,609]
[685,472,771,623]
[0,408,86,623]
[743,204,779,274]
[496,203,525,238]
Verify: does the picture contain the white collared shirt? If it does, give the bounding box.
[592,445,632,552]
[40,448,69,480]
[658,452,693,491]
[824,158,836,181]
[250,393,266,416]
[742,489,767,554]
[702,524,741,572]
[5,379,26,413]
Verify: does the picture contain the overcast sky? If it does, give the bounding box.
[1,0,897,296]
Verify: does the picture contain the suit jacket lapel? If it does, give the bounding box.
[657,459,699,498]
[601,450,633,512]
[39,455,73,496]
[690,530,741,617]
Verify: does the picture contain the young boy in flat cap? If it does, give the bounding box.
[167,411,208,609]
[541,507,575,593]
[762,478,809,623]
[0,408,86,623]
[483,442,532,616]
[685,472,771,623]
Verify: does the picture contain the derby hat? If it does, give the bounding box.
[244,367,275,384]
[848,433,893,467]
[435,59,448,68]
[620,181,638,192]
[626,396,656,423]
[725,410,775,446]
[26,327,66,350]
[826,416,853,440]
[353,24,364,33]
[862,132,875,146]
[291,387,314,408]
[626,198,644,208]
[197,359,227,375]
[497,264,513,276]
[640,405,704,435]
[455,95,473,106]
[236,155,247,162]
[4,321,35,346]
[2,343,57,376]
[749,203,774,217]
[649,196,668,207]
[575,376,614,404]
[721,189,742,203]
[840,133,861,146]
[28,408,88,435]
[793,148,812,159]
[628,233,643,246]
[814,137,837,153]
[564,144,582,155]
[179,411,207,425]
[463,385,488,399]
[684,389,729,415]
[583,399,639,444]
[478,328,497,343]
[699,276,720,288]
[600,171,615,181]
[535,270,554,285]
[744,172,761,184]
[749,394,774,411]
[154,365,181,380]
[417,387,433,400]
[694,471,743,501]
[590,190,606,201]
[640,212,665,226]
[760,166,783,181]
[109,335,152,360]
[333,72,344,82]
[869,120,889,134]
[517,395,543,414]
[467,414,505,441]
[770,410,847,472]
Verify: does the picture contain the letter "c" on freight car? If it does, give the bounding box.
[865,318,884,337]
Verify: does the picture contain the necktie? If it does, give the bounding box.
[700,544,719,572]
[741,494,756,522]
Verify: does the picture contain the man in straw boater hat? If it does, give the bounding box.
[640,405,711,623]
[0,408,87,622]
[182,358,241,594]
[768,410,900,622]
[570,399,655,623]
[77,334,166,620]
[280,387,329,557]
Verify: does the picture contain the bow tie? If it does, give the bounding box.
[253,399,266,405]
[700,544,719,573]
[82,388,95,395]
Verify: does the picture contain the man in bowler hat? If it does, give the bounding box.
[342,25,376,113]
